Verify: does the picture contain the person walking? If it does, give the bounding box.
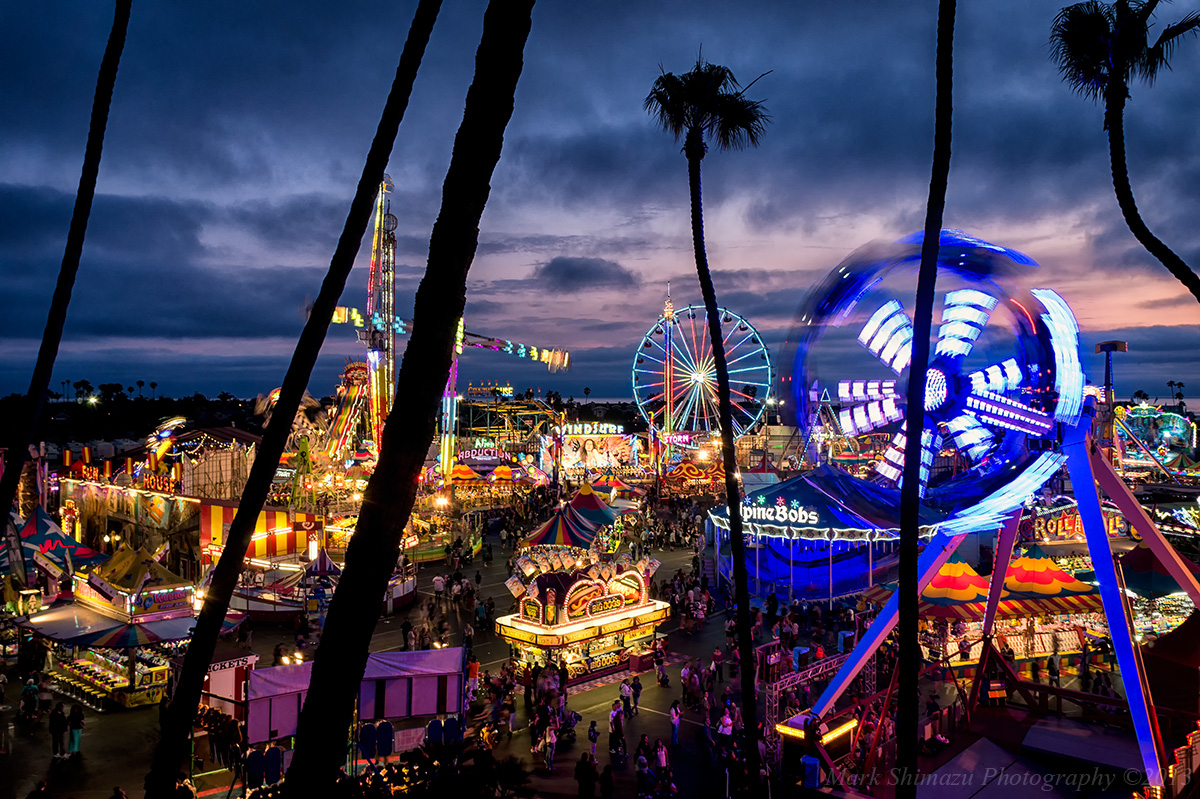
[655,738,669,771]
[67,703,85,757]
[48,702,67,759]
[543,724,557,771]
[608,700,626,757]
[619,679,632,718]
[711,647,725,683]
[37,676,52,720]
[1047,652,1060,688]
[716,708,734,752]
[669,700,682,746]
[630,676,642,715]
[587,720,599,756]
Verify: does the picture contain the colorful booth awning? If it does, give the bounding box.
[18,601,243,648]
[921,552,991,605]
[1003,544,1097,600]
[449,464,484,484]
[488,464,523,483]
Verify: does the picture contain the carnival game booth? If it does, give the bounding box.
[19,543,241,708]
[497,510,669,684]
[709,465,943,602]
[1074,542,1200,638]
[861,545,1108,678]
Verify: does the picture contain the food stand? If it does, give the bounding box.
[495,529,669,683]
[19,543,240,708]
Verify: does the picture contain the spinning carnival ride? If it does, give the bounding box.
[774,231,1200,791]
[632,292,772,463]
[329,177,571,473]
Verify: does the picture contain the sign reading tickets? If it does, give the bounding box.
[208,655,256,673]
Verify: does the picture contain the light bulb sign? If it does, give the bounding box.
[561,423,624,436]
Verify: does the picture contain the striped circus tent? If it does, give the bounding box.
[568,483,619,527]
[1003,544,1097,600]
[449,463,484,484]
[522,506,598,548]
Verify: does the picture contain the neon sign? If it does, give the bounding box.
[563,422,624,436]
[142,473,178,493]
[741,504,821,526]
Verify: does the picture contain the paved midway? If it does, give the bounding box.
[0,528,735,798]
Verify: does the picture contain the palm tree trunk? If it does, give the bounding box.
[282,1,534,790]
[143,3,441,793]
[897,2,954,796]
[685,137,763,785]
[0,0,131,558]
[1105,92,1200,303]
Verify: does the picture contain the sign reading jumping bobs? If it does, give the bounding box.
[709,466,943,542]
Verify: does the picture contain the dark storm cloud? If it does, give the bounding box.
[527,257,641,293]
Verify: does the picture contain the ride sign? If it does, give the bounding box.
[741,503,821,526]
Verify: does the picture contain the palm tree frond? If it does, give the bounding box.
[1050,1,1118,100]
[709,94,770,151]
[1143,12,1200,80]
[644,73,690,141]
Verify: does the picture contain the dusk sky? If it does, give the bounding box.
[3,1,1199,410]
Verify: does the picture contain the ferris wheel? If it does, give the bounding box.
[632,297,773,442]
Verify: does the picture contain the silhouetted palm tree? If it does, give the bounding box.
[0,0,131,550]
[144,3,443,795]
[645,54,769,781]
[149,380,157,399]
[283,0,534,792]
[897,3,957,795]
[1051,0,1200,302]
